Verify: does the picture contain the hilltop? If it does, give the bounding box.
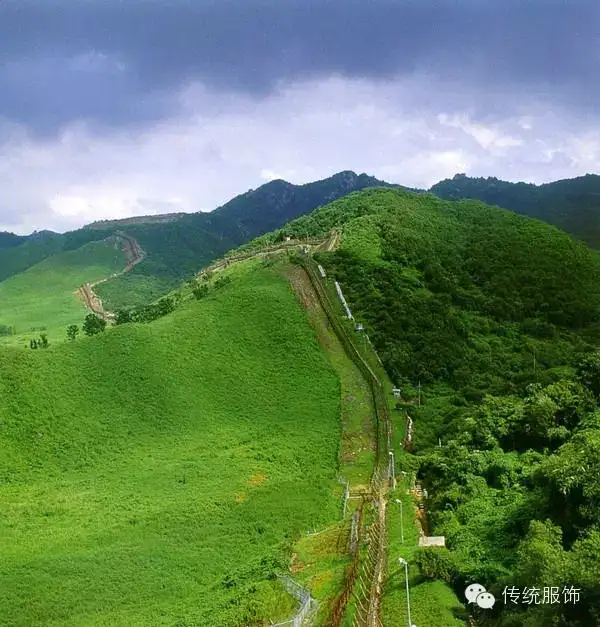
[431,172,600,249]
[0,171,393,307]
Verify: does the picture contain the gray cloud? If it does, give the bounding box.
[1,76,599,235]
[0,0,598,134]
[0,1,598,235]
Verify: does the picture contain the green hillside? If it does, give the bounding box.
[0,228,113,284]
[431,172,600,250]
[93,171,398,309]
[0,262,342,626]
[264,187,600,626]
[0,172,396,316]
[0,239,127,346]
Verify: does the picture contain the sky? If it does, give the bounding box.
[1,0,599,234]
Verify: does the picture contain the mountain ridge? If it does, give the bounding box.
[430,172,600,248]
[0,170,397,315]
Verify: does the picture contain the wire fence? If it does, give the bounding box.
[298,254,394,627]
[271,575,319,627]
[339,476,350,519]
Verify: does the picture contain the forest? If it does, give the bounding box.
[268,187,600,626]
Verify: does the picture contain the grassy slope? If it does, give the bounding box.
[0,240,127,347]
[0,262,342,626]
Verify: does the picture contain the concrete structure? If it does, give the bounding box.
[419,536,446,547]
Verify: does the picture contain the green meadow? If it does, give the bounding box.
[0,263,342,626]
[0,240,127,347]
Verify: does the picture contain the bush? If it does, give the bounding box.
[193,284,209,300]
[214,276,232,289]
[83,314,107,336]
[414,547,457,583]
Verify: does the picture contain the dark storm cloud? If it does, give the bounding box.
[0,0,597,134]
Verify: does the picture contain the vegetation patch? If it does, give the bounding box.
[0,264,342,626]
[0,240,127,347]
[276,187,600,626]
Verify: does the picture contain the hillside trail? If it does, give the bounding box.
[75,230,339,320]
[196,230,340,279]
[74,232,145,320]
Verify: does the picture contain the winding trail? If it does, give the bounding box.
[77,232,338,320]
[74,232,146,319]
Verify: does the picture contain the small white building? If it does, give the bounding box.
[419,536,446,548]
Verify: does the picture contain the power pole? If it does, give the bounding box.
[417,379,421,406]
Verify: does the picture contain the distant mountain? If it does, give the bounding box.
[85,213,187,230]
[430,173,600,248]
[0,232,25,249]
[212,171,401,236]
[0,171,397,309]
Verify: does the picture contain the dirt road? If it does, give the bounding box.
[74,232,145,319]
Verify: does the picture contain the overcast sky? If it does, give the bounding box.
[1,0,599,234]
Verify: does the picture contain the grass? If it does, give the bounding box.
[0,261,343,626]
[0,240,127,347]
[95,269,181,311]
[294,268,376,488]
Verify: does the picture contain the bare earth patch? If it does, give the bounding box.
[248,473,267,486]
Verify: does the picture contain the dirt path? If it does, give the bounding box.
[313,230,340,253]
[74,232,146,319]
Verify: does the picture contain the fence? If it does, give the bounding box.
[271,575,319,627]
[298,254,394,627]
[339,476,350,519]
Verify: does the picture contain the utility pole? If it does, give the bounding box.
[396,499,404,544]
[398,557,416,627]
[417,380,421,406]
[389,451,396,489]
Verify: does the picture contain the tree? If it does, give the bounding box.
[114,309,132,325]
[82,313,106,336]
[192,284,209,300]
[66,324,79,340]
[577,350,600,398]
[29,338,38,349]
[39,333,49,348]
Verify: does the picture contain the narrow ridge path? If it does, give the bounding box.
[74,232,145,319]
